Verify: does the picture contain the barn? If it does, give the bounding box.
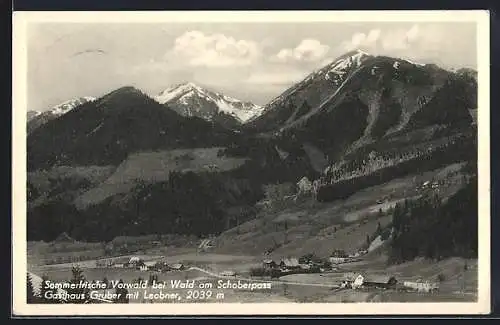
[139,261,158,271]
[403,280,439,293]
[363,275,398,289]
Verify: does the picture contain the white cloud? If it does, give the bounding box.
[169,30,261,67]
[271,39,330,63]
[340,24,451,56]
[341,29,381,52]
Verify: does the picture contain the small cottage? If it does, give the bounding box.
[139,261,158,271]
[352,274,365,289]
[220,270,236,277]
[128,256,142,267]
[296,177,313,195]
[342,273,365,289]
[263,259,277,270]
[170,263,185,271]
[279,257,300,270]
[329,256,349,264]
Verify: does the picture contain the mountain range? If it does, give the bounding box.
[26,49,478,244]
[248,50,475,159]
[27,97,96,134]
[28,83,264,133]
[27,86,237,170]
[154,82,264,127]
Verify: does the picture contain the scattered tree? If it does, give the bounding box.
[27,274,38,304]
[67,265,90,304]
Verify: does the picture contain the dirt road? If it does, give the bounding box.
[187,266,340,289]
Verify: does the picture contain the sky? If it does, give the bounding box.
[27,21,477,111]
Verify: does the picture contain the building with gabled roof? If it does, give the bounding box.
[279,257,300,269]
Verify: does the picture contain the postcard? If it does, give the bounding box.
[12,10,490,316]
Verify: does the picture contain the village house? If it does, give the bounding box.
[352,274,365,289]
[341,273,365,289]
[403,280,439,293]
[329,249,350,264]
[128,257,146,269]
[139,261,158,271]
[329,256,349,264]
[170,263,185,271]
[296,177,313,199]
[153,261,171,272]
[363,275,398,289]
[127,256,142,267]
[262,259,277,270]
[279,257,300,270]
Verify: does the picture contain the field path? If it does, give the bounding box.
[187,266,340,289]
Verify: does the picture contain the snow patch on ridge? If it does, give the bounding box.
[154,82,263,123]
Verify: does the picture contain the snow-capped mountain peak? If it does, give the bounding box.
[154,82,263,124]
[49,96,96,116]
[27,110,42,121]
[155,82,204,104]
[263,50,373,110]
[28,96,96,119]
[324,49,371,81]
[27,96,96,133]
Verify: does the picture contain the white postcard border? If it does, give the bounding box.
[12,10,491,316]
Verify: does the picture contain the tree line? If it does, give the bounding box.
[28,171,263,242]
[317,133,476,202]
[388,177,478,264]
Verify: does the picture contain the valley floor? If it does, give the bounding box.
[27,162,477,304]
[28,248,477,304]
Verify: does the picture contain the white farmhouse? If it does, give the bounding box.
[352,275,365,289]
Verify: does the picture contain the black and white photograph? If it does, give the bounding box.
[12,10,490,315]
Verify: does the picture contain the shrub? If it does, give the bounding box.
[249,267,267,277]
[437,273,446,282]
[270,269,281,279]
